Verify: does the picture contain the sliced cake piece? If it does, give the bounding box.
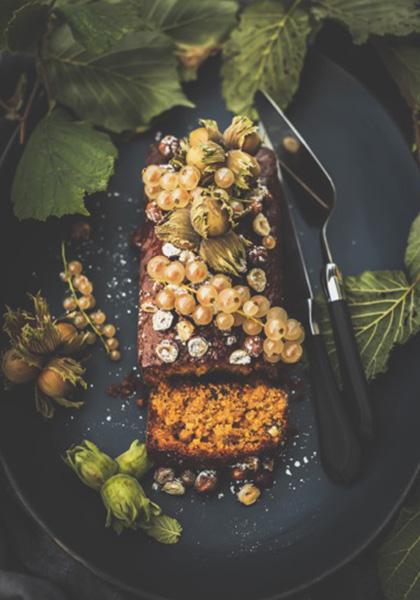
[146,380,288,465]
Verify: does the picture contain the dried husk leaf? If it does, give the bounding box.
[155,208,200,249]
[186,141,225,170]
[223,116,261,154]
[200,230,247,276]
[47,356,87,389]
[227,149,261,189]
[190,194,230,238]
[198,118,223,143]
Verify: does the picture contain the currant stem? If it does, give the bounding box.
[61,241,110,354]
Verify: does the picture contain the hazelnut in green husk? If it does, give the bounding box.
[155,208,200,249]
[223,116,261,155]
[227,149,261,190]
[36,356,87,415]
[65,440,118,491]
[189,119,223,147]
[186,141,225,171]
[190,194,230,238]
[2,349,40,384]
[200,230,247,276]
[116,440,153,480]
[101,473,161,534]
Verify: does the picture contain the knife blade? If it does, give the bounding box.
[258,118,362,484]
[255,90,374,443]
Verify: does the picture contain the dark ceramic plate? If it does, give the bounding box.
[0,54,419,600]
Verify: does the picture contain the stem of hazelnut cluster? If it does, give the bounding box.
[61,241,110,354]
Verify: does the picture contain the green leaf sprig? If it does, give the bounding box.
[318,213,420,381]
[0,0,239,221]
[64,438,182,544]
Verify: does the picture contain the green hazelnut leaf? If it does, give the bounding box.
[133,0,238,46]
[12,108,117,220]
[140,514,182,544]
[221,0,313,115]
[311,0,420,45]
[405,213,420,283]
[131,0,238,79]
[57,0,141,53]
[5,0,50,53]
[378,502,420,600]
[41,23,193,133]
[318,270,420,381]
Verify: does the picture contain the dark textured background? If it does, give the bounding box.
[0,23,417,600]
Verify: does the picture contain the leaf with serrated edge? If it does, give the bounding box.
[12,108,117,221]
[378,504,420,600]
[221,0,312,115]
[311,0,420,45]
[318,270,420,381]
[42,24,193,133]
[57,0,141,53]
[405,213,420,283]
[140,514,182,544]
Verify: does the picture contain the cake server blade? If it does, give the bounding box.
[255,90,373,442]
[258,119,361,484]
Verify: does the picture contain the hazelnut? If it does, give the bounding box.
[180,469,196,487]
[237,483,261,506]
[282,135,300,154]
[247,268,267,292]
[243,456,260,471]
[153,467,175,486]
[158,135,179,158]
[253,213,271,237]
[145,201,164,224]
[231,466,248,481]
[243,335,263,358]
[194,470,218,493]
[248,246,268,266]
[161,479,186,496]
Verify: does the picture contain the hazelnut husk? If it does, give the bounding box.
[2,349,40,384]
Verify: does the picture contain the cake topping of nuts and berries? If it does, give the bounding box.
[141,116,305,368]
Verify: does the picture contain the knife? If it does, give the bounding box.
[257,119,362,484]
[255,90,374,442]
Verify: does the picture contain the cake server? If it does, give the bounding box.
[255,90,374,442]
[257,122,361,484]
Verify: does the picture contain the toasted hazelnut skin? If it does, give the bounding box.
[194,470,218,493]
[231,466,248,481]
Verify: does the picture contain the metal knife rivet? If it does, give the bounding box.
[282,136,300,154]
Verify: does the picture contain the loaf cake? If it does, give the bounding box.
[147,380,288,465]
[136,117,304,463]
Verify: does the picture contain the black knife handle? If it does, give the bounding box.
[326,298,374,440]
[323,261,374,440]
[306,331,362,484]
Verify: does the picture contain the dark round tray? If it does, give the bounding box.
[0,53,419,600]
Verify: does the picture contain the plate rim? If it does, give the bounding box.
[0,52,419,599]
